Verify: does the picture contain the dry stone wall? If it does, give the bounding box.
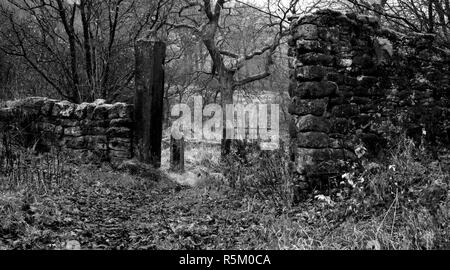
[0,97,134,165]
[288,9,450,196]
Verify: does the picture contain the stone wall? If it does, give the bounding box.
[288,9,450,195]
[0,97,134,165]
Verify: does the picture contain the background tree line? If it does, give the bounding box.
[0,0,449,151]
[0,0,328,104]
[0,0,173,102]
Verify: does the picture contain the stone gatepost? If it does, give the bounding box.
[134,38,166,168]
[170,136,185,173]
[288,10,383,199]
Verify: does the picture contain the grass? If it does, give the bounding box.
[266,138,450,250]
[0,137,448,250]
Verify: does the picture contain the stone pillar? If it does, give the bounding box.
[288,10,382,198]
[134,38,166,167]
[170,136,185,172]
[0,51,6,87]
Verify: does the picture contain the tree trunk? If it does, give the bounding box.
[69,38,81,104]
[220,72,235,157]
[428,0,435,33]
[80,3,93,90]
[56,0,81,103]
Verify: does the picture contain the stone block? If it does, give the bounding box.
[108,103,133,119]
[74,103,90,119]
[9,97,47,116]
[331,104,360,117]
[81,126,107,136]
[293,115,331,133]
[93,99,106,106]
[293,24,319,40]
[329,118,353,134]
[110,118,134,128]
[329,97,346,106]
[55,126,64,137]
[39,122,57,133]
[297,53,335,66]
[60,119,80,127]
[295,148,357,166]
[65,126,83,137]
[344,76,358,86]
[84,103,96,119]
[296,65,330,81]
[352,54,375,68]
[289,98,328,116]
[52,101,75,118]
[292,81,337,98]
[337,58,353,68]
[329,137,356,149]
[352,113,371,127]
[288,57,297,69]
[295,132,330,148]
[41,99,56,116]
[304,162,343,177]
[338,86,354,98]
[109,150,132,159]
[109,138,132,151]
[357,75,378,88]
[82,119,110,128]
[325,72,344,84]
[296,40,325,53]
[85,136,108,150]
[350,96,372,105]
[107,127,131,138]
[92,104,113,120]
[318,27,340,42]
[354,86,384,97]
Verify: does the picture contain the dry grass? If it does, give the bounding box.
[0,133,448,250]
[158,137,449,250]
[263,139,450,250]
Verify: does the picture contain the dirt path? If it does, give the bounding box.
[0,166,275,250]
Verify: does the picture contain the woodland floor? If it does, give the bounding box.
[1,145,449,250]
[0,164,296,250]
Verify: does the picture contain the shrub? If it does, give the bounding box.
[338,137,450,249]
[221,140,294,210]
[0,122,75,196]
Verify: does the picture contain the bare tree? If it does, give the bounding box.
[0,0,174,103]
[348,0,450,48]
[169,0,322,155]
